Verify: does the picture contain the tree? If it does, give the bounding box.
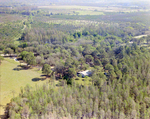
[82,31,89,36]
[36,56,44,65]
[79,58,84,69]
[4,48,14,56]
[77,32,82,38]
[73,32,78,38]
[23,52,36,66]
[94,59,102,66]
[82,46,93,56]
[19,42,28,48]
[0,44,4,51]
[85,55,93,63]
[20,51,29,59]
[68,68,76,78]
[105,64,114,72]
[42,64,52,78]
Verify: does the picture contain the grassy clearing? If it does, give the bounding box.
[0,58,93,115]
[0,58,49,115]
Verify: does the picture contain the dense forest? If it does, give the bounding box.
[7,43,150,119]
[1,1,150,119]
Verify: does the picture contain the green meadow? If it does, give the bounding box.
[0,58,48,115]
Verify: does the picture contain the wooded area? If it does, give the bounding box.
[0,1,150,119]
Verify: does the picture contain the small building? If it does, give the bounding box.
[129,41,133,44]
[77,70,92,78]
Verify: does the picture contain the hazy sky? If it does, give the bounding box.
[1,0,150,5]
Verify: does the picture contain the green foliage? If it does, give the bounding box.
[42,64,52,77]
[105,64,114,71]
[2,4,150,118]
[20,51,29,59]
[4,48,14,55]
[23,52,36,66]
[68,68,76,78]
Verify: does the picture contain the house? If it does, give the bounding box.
[129,41,133,44]
[77,70,92,78]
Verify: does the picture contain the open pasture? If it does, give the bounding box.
[0,58,49,115]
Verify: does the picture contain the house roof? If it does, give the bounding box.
[78,70,92,76]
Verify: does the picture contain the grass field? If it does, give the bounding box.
[0,58,49,115]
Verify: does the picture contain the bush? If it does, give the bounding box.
[78,74,82,78]
[84,76,88,78]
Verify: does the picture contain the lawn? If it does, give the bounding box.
[0,58,49,115]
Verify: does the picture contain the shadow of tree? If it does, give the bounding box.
[32,77,46,82]
[0,115,6,119]
[13,67,22,71]
[0,104,8,119]
[40,75,47,77]
[13,65,31,71]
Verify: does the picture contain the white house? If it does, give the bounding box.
[77,70,92,78]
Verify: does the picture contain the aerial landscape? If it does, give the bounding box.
[0,0,150,119]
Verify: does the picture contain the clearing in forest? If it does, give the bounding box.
[0,58,49,115]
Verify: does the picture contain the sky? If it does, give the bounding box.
[1,0,150,5]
